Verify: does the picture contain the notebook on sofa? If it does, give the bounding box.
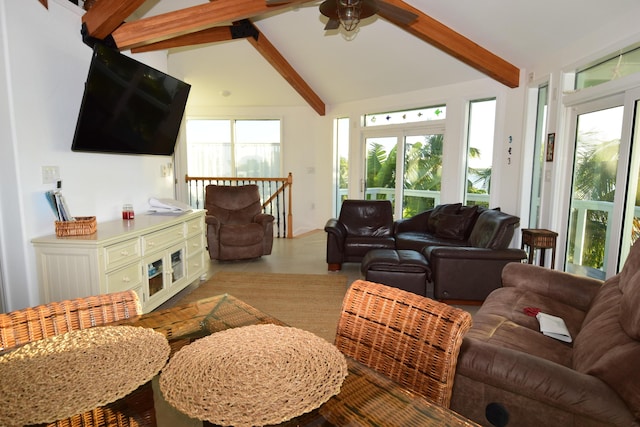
[536,312,572,343]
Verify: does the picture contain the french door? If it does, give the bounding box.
[565,89,640,278]
[363,125,445,219]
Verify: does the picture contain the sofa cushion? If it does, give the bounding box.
[572,276,640,420]
[339,200,394,237]
[467,287,583,367]
[426,203,461,233]
[434,205,479,240]
[618,242,640,340]
[219,223,264,246]
[620,270,640,340]
[395,232,468,252]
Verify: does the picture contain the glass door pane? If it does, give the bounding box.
[365,136,397,206]
[465,99,496,208]
[529,85,548,227]
[402,134,443,218]
[566,106,623,279]
[620,99,640,266]
[170,247,185,284]
[147,256,165,298]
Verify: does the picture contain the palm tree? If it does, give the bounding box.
[569,134,619,269]
[366,142,396,199]
[402,134,444,216]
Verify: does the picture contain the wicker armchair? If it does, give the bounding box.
[0,290,154,427]
[334,280,473,407]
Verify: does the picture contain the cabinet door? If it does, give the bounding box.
[145,253,166,303]
[169,243,186,287]
[143,243,187,308]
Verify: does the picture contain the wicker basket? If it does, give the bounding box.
[55,216,97,237]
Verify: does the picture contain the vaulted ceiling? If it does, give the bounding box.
[41,0,640,115]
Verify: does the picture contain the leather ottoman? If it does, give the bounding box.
[361,249,431,297]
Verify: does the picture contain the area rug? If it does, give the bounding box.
[174,272,350,343]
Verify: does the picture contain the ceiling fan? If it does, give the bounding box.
[267,0,418,32]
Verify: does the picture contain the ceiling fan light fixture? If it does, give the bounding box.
[337,0,362,32]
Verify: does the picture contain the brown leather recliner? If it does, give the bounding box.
[450,239,640,426]
[205,184,274,261]
[325,199,395,271]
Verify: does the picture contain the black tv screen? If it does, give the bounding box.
[72,43,191,156]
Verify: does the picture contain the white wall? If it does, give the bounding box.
[0,0,176,311]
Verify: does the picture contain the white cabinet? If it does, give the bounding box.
[32,210,207,313]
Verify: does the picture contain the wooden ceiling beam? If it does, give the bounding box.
[383,0,520,88]
[131,27,234,53]
[246,27,326,116]
[81,0,147,41]
[110,0,311,51]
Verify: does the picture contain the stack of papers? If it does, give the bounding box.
[148,198,192,215]
[536,312,572,343]
[45,190,74,221]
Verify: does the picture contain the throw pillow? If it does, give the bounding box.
[427,203,462,233]
[457,205,481,238]
[434,208,478,241]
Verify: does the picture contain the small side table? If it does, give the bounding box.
[521,229,558,269]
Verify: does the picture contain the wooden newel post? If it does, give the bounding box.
[287,172,293,238]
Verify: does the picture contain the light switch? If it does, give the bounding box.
[42,166,60,184]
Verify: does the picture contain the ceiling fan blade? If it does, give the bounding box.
[324,18,340,30]
[266,0,293,4]
[376,0,418,25]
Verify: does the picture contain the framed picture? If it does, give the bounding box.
[546,133,555,162]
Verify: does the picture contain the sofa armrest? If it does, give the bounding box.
[205,214,220,230]
[501,263,602,312]
[253,213,275,227]
[425,247,526,301]
[325,219,347,265]
[424,246,526,261]
[324,218,347,243]
[453,338,634,425]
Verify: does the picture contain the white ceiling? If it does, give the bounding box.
[132,0,640,111]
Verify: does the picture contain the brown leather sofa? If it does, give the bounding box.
[396,203,526,300]
[328,201,526,301]
[205,184,274,261]
[450,241,640,426]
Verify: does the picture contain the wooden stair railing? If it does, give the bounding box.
[185,173,293,238]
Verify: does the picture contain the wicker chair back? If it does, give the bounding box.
[335,280,472,407]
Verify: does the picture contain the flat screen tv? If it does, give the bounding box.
[72,43,191,156]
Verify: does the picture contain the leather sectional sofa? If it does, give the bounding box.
[325,200,527,301]
[451,241,640,426]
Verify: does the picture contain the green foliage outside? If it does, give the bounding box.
[349,134,491,218]
[568,134,620,269]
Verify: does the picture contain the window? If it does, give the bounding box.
[362,105,446,218]
[186,119,281,177]
[529,84,548,228]
[364,105,446,127]
[334,117,349,214]
[576,43,640,90]
[465,99,496,207]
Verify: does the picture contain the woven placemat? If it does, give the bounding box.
[160,324,348,427]
[0,325,170,426]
